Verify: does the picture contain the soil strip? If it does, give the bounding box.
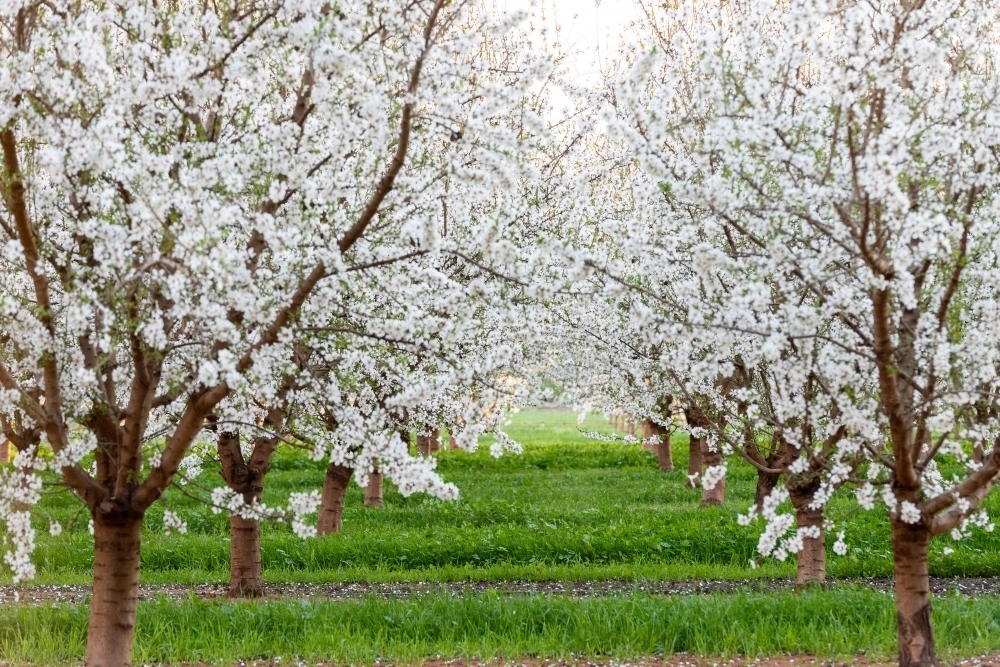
[0,576,998,606]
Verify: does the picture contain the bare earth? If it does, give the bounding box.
[1,576,998,605]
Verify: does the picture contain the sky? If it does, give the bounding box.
[509,0,643,85]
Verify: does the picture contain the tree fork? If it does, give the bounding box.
[216,431,266,598]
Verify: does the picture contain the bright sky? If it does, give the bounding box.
[508,0,643,85]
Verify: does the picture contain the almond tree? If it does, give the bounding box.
[610,0,1000,662]
[0,1,549,664]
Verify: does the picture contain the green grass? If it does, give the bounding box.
[2,589,999,664]
[12,408,1000,585]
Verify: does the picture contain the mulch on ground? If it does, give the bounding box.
[1,576,998,605]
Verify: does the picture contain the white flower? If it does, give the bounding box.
[899,501,921,524]
[833,532,847,556]
[162,511,187,535]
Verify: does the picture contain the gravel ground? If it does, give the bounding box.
[119,655,1000,667]
[1,576,999,605]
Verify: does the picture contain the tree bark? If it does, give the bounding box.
[318,464,353,535]
[229,513,263,598]
[640,420,657,452]
[0,437,8,463]
[700,443,725,506]
[417,435,432,456]
[217,431,272,598]
[789,479,825,586]
[755,470,781,512]
[364,469,384,508]
[645,421,673,471]
[685,406,709,489]
[892,519,936,667]
[687,436,704,488]
[85,510,143,667]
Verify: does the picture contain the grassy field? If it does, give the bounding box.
[3,589,1000,663]
[5,409,1000,663]
[19,409,1000,585]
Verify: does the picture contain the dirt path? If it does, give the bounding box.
[1,575,998,605]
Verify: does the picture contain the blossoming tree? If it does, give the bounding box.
[0,0,552,664]
[609,0,1000,663]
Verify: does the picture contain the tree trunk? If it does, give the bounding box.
[364,470,384,508]
[417,435,431,456]
[645,421,673,471]
[755,470,781,512]
[217,431,271,599]
[625,419,636,437]
[685,406,711,489]
[85,510,143,667]
[318,464,353,535]
[687,436,703,488]
[429,428,441,453]
[640,420,657,452]
[892,519,936,667]
[0,437,8,463]
[229,513,263,598]
[657,437,674,471]
[700,443,724,506]
[789,480,825,586]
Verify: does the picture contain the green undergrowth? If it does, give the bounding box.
[2,589,999,664]
[10,409,1000,585]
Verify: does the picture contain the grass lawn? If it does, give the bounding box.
[19,409,1000,585]
[4,409,1000,663]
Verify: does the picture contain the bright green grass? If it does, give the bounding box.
[12,409,1000,585]
[2,589,1000,664]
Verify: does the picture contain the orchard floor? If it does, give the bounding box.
[4,409,1000,664]
[6,575,1000,604]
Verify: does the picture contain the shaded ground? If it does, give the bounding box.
[1,576,998,605]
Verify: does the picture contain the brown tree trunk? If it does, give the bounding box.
[229,514,263,598]
[640,420,656,452]
[417,435,431,456]
[0,437,8,463]
[85,510,143,667]
[364,470,384,508]
[657,437,674,471]
[217,431,273,599]
[645,421,673,471]
[429,428,441,453]
[625,419,636,437]
[685,406,709,489]
[687,436,703,488]
[755,470,781,511]
[789,480,825,587]
[318,464,353,535]
[700,443,725,506]
[892,519,936,667]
